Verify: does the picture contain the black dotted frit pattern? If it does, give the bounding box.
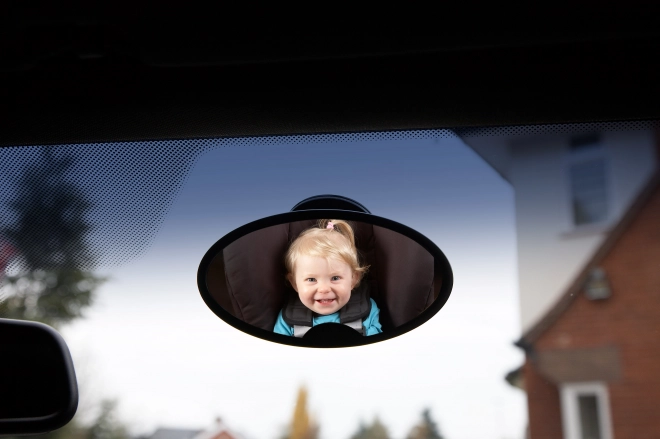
[0,141,207,270]
[454,120,659,138]
[0,123,656,272]
[0,130,453,271]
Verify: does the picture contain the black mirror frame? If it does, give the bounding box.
[197,209,453,348]
[0,318,78,435]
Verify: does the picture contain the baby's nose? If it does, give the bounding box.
[317,283,332,293]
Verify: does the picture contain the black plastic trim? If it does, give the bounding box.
[0,318,78,435]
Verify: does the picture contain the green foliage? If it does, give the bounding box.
[85,400,130,439]
[405,408,444,439]
[0,147,105,328]
[0,268,104,327]
[349,417,391,439]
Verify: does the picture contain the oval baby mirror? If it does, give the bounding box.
[197,196,453,348]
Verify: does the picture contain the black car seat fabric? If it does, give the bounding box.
[206,220,438,332]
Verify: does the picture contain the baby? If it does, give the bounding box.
[273,219,383,337]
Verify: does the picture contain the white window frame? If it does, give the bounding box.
[563,135,612,233]
[560,381,614,439]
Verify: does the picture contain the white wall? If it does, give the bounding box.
[510,130,656,331]
[463,129,657,332]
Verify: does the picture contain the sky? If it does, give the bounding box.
[10,133,526,439]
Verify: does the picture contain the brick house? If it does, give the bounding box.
[514,171,660,439]
[193,418,245,439]
[462,127,659,439]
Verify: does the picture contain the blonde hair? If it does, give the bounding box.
[285,219,369,286]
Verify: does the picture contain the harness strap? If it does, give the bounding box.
[284,281,372,338]
[343,319,364,335]
[293,325,312,338]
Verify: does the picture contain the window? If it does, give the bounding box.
[567,134,609,227]
[560,382,614,439]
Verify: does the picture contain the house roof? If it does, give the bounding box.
[142,418,246,439]
[517,169,660,346]
[193,418,244,439]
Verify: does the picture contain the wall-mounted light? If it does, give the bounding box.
[585,267,611,300]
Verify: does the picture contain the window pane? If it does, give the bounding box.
[570,134,602,151]
[578,394,602,439]
[570,159,608,225]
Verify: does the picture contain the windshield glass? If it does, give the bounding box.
[1,123,656,439]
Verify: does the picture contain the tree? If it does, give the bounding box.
[349,417,391,439]
[85,399,130,439]
[405,408,444,439]
[0,149,124,439]
[0,148,105,328]
[281,385,319,439]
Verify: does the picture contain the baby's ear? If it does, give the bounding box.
[287,273,298,292]
[351,271,360,288]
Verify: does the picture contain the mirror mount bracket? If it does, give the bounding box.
[291,194,371,213]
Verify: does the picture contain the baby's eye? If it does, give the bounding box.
[305,277,316,282]
[331,276,341,281]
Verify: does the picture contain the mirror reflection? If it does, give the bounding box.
[204,217,445,339]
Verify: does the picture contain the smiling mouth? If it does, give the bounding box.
[316,299,336,305]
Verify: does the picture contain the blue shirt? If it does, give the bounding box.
[273,298,383,336]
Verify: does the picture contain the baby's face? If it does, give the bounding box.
[289,255,358,315]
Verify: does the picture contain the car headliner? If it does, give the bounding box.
[1,3,660,147]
